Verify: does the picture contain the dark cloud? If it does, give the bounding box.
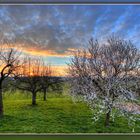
[0,5,140,55]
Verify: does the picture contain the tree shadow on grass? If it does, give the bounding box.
[19,103,39,110]
[0,115,29,123]
[0,114,36,132]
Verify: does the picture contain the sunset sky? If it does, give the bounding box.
[0,5,140,75]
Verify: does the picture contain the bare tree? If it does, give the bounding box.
[40,62,64,101]
[0,41,21,116]
[40,61,52,101]
[15,57,42,105]
[68,36,140,127]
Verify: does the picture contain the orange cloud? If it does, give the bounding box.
[19,44,78,58]
[1,42,78,58]
[21,47,70,57]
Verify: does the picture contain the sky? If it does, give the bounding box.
[0,5,140,75]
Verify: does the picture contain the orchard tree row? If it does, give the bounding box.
[0,39,63,117]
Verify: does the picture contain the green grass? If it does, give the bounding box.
[0,91,140,133]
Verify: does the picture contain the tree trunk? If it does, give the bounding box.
[0,85,4,117]
[105,110,111,127]
[43,89,47,101]
[32,92,37,105]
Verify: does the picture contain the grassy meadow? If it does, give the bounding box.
[0,87,140,133]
